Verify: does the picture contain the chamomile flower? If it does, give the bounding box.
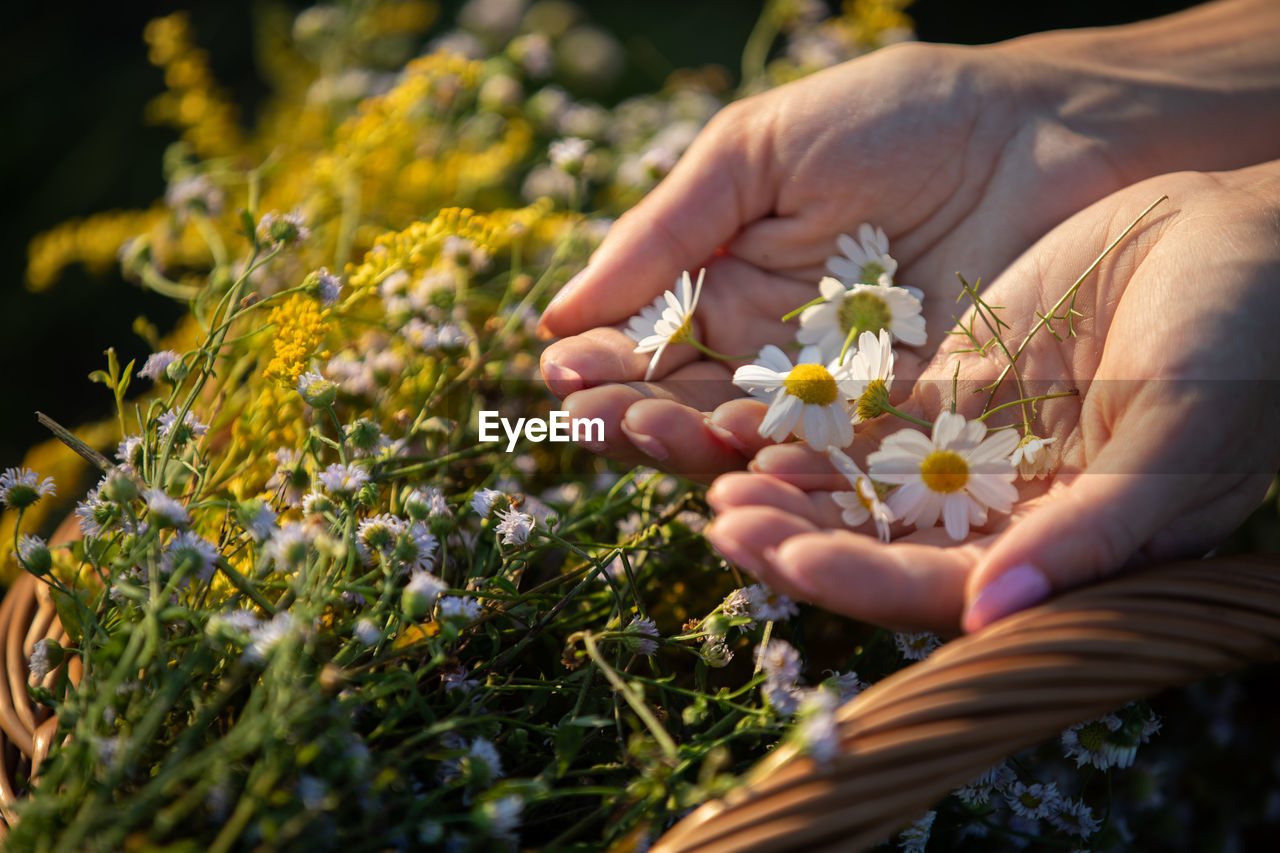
[732,345,861,451]
[494,506,535,546]
[744,583,800,622]
[797,277,926,363]
[757,638,802,685]
[826,224,915,295]
[625,268,704,381]
[471,487,508,517]
[356,514,408,564]
[867,412,1019,541]
[145,488,190,527]
[157,410,209,445]
[796,688,841,764]
[894,631,942,661]
[318,463,369,497]
[847,328,896,422]
[0,467,56,510]
[439,595,483,626]
[161,531,220,581]
[624,616,660,656]
[1012,433,1057,481]
[244,612,299,664]
[827,447,894,542]
[1004,781,1063,820]
[1049,798,1103,838]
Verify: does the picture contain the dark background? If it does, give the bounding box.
[0,0,1199,469]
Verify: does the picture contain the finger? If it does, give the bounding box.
[960,424,1191,633]
[705,398,775,459]
[538,105,772,336]
[706,472,848,529]
[765,529,975,631]
[620,397,749,481]
[541,325,702,397]
[747,443,848,491]
[705,505,821,585]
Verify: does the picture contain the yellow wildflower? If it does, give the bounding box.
[263,294,331,385]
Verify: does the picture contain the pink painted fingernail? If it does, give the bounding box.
[762,546,822,600]
[620,422,669,462]
[542,362,585,396]
[962,563,1052,633]
[704,417,750,455]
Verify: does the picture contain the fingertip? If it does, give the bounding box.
[960,562,1052,633]
[541,361,585,397]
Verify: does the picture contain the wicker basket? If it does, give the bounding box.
[0,554,1276,847]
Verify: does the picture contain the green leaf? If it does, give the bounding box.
[50,587,88,646]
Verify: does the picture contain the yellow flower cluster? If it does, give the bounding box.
[143,13,244,159]
[842,0,913,46]
[263,293,332,385]
[345,203,550,298]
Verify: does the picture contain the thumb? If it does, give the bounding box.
[960,455,1183,634]
[537,108,771,337]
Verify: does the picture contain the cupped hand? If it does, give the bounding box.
[704,164,1280,633]
[537,40,1139,481]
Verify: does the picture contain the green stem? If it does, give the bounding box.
[581,632,677,761]
[780,295,826,323]
[977,389,1079,422]
[881,402,933,429]
[688,337,754,361]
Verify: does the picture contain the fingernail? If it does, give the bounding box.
[547,268,588,312]
[962,563,1052,633]
[620,422,669,462]
[704,417,750,455]
[542,362,585,396]
[762,546,821,600]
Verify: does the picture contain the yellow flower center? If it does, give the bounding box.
[837,291,892,339]
[670,314,694,344]
[856,378,889,421]
[920,450,969,493]
[859,261,886,285]
[783,363,838,406]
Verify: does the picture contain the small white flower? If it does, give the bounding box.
[484,794,523,842]
[798,276,926,363]
[0,467,56,509]
[1012,433,1058,481]
[116,435,145,470]
[267,522,314,571]
[15,533,53,574]
[138,350,180,382]
[239,500,278,541]
[548,136,593,174]
[721,587,755,632]
[625,269,705,381]
[157,411,209,444]
[828,447,894,543]
[1005,780,1064,820]
[161,531,220,581]
[745,584,799,622]
[796,689,840,763]
[353,618,381,647]
[439,595,483,625]
[145,488,189,527]
[868,412,1019,541]
[894,631,941,661]
[700,636,733,667]
[397,522,439,572]
[405,486,451,520]
[443,666,479,692]
[305,266,343,305]
[301,490,335,516]
[318,462,369,497]
[471,488,508,517]
[1049,798,1102,838]
[897,810,936,853]
[826,670,867,702]
[296,370,337,408]
[29,638,56,680]
[165,174,224,219]
[356,514,408,564]
[624,615,660,656]
[764,680,804,716]
[757,638,802,686]
[1061,711,1154,770]
[75,485,118,537]
[732,345,861,451]
[494,506,535,546]
[244,612,299,664]
[256,209,310,247]
[468,737,504,779]
[826,224,899,289]
[846,328,896,422]
[404,570,448,613]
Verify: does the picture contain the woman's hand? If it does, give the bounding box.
[704,163,1280,634]
[537,0,1280,482]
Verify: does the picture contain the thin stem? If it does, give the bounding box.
[688,337,754,361]
[581,632,677,761]
[977,389,1079,422]
[881,402,933,429]
[780,295,826,323]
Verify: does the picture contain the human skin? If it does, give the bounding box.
[704,162,1280,633]
[537,0,1280,481]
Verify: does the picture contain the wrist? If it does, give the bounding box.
[986,0,1280,188]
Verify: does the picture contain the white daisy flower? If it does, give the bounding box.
[266,522,314,571]
[797,688,841,763]
[625,268,705,381]
[846,328,896,423]
[468,737,505,780]
[138,350,180,382]
[356,514,408,564]
[161,530,220,581]
[494,506,535,546]
[0,467,56,510]
[317,462,369,497]
[438,595,484,625]
[867,412,1019,541]
[145,488,189,528]
[244,612,299,664]
[732,345,861,451]
[353,618,381,647]
[624,615,660,656]
[471,487,508,517]
[826,224,898,288]
[157,410,209,444]
[894,631,942,661]
[797,277,926,363]
[1048,798,1103,838]
[1012,433,1058,481]
[744,583,800,622]
[955,761,1016,806]
[15,534,52,575]
[757,638,802,686]
[827,447,894,543]
[1004,780,1063,820]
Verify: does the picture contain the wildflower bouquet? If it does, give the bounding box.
[4,1,1176,850]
